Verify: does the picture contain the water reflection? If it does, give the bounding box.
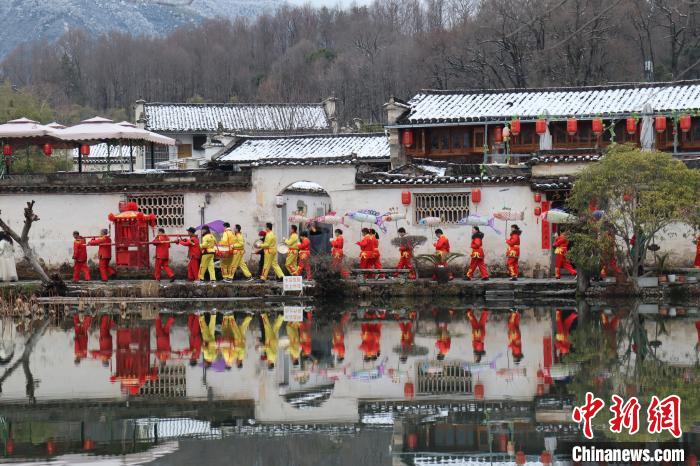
[0,300,698,464]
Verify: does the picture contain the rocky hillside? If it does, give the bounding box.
[0,0,279,57]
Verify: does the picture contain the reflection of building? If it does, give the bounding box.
[139,363,187,398]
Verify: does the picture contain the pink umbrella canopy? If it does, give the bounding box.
[53,116,175,146]
[0,117,56,138]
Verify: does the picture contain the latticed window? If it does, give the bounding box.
[128,194,185,228]
[416,360,472,395]
[413,192,469,224]
[139,364,187,397]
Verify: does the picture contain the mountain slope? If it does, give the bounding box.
[0,0,279,57]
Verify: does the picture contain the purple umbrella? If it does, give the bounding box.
[199,357,229,372]
[196,220,226,234]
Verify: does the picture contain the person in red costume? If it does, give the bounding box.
[330,229,349,278]
[183,313,202,366]
[553,230,577,279]
[332,312,351,362]
[151,228,175,282]
[72,231,90,282]
[88,229,116,282]
[295,231,313,280]
[155,315,176,365]
[599,227,622,279]
[435,309,453,361]
[300,310,313,360]
[505,225,521,281]
[359,321,382,362]
[466,226,489,281]
[395,227,417,279]
[73,313,93,364]
[91,315,115,367]
[467,308,488,362]
[179,227,201,282]
[370,229,385,278]
[433,229,453,280]
[555,309,578,360]
[601,312,620,355]
[507,309,523,363]
[357,228,375,278]
[399,319,416,364]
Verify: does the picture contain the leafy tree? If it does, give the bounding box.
[567,145,700,283]
[0,81,54,122]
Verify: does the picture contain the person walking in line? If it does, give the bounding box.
[330,229,349,278]
[230,225,254,281]
[466,226,489,281]
[199,312,218,367]
[553,230,577,279]
[72,231,90,282]
[508,310,523,363]
[296,231,313,280]
[218,222,236,283]
[505,224,521,281]
[357,228,374,278]
[260,223,285,281]
[284,224,300,275]
[467,308,488,363]
[89,228,116,282]
[395,227,417,279]
[151,228,175,282]
[261,312,284,370]
[198,226,217,281]
[179,227,201,282]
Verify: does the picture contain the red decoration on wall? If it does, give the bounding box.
[679,114,692,132]
[567,118,578,135]
[541,200,551,249]
[592,118,603,135]
[655,116,667,133]
[401,191,411,206]
[534,206,542,217]
[402,130,414,147]
[406,433,418,450]
[80,144,90,156]
[626,117,637,135]
[534,193,542,203]
[536,119,547,135]
[42,143,53,156]
[471,188,481,203]
[3,144,12,156]
[474,382,485,400]
[510,119,521,136]
[493,126,503,143]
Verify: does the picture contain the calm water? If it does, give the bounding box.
[0,298,698,465]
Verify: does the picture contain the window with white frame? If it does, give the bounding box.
[128,194,185,228]
[413,192,470,224]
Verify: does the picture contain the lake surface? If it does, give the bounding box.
[0,298,698,465]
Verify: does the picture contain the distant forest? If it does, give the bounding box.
[1,0,699,126]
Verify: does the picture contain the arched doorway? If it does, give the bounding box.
[276,181,333,255]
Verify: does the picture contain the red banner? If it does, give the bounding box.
[541,201,551,250]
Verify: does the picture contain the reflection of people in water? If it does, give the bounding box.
[261,313,284,370]
[286,321,302,366]
[399,319,415,364]
[507,310,523,364]
[467,308,488,363]
[555,309,577,361]
[300,311,313,360]
[360,323,382,362]
[434,308,453,361]
[199,313,218,367]
[222,314,252,369]
[155,314,176,365]
[184,313,202,366]
[601,312,620,355]
[332,312,350,363]
[91,315,115,367]
[73,314,93,365]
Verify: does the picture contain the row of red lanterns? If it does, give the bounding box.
[401,115,693,146]
[2,143,91,157]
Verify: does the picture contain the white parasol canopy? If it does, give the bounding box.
[53,116,175,145]
[0,117,56,139]
[46,122,66,129]
[640,103,655,151]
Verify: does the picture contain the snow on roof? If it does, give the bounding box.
[285,181,326,193]
[401,80,700,124]
[217,133,390,163]
[143,102,331,133]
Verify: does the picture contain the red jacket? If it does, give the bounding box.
[467,309,488,353]
[470,237,485,259]
[152,234,172,260]
[179,235,201,260]
[436,327,451,355]
[298,237,311,256]
[371,235,380,259]
[434,235,450,253]
[331,235,344,257]
[399,242,413,258]
[555,309,577,355]
[399,321,415,350]
[89,235,112,259]
[73,237,88,262]
[357,234,374,257]
[553,235,569,256]
[506,233,520,258]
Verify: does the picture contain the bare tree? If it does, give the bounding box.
[0,201,50,284]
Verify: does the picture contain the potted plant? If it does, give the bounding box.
[416,252,464,284]
[657,252,670,283]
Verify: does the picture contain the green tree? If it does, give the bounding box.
[567,145,700,284]
[0,81,54,122]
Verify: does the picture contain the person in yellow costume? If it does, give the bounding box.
[222,313,253,369]
[198,312,218,367]
[219,222,236,282]
[198,226,217,281]
[261,312,284,370]
[260,222,285,281]
[286,321,302,366]
[230,224,253,280]
[284,224,300,275]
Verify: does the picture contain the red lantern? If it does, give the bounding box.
[534,193,542,203]
[46,438,56,455]
[401,191,411,206]
[567,118,578,135]
[534,206,542,217]
[42,143,53,156]
[474,382,484,400]
[80,144,90,156]
[537,383,546,396]
[535,119,547,135]
[680,114,692,132]
[515,451,526,465]
[655,116,667,133]
[3,144,12,156]
[493,126,503,143]
[406,433,418,450]
[541,451,553,465]
[404,382,414,400]
[626,117,637,135]
[6,438,14,455]
[471,189,481,204]
[592,118,603,135]
[510,119,521,135]
[402,130,414,148]
[83,438,95,450]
